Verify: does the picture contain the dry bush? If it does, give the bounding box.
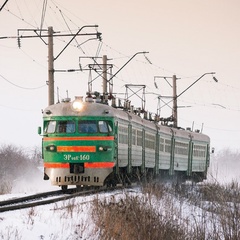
[180,181,240,239]
[0,144,41,194]
[25,207,36,226]
[54,198,77,219]
[201,181,240,239]
[200,181,240,203]
[0,180,12,194]
[91,180,240,240]
[141,181,167,200]
[92,193,186,240]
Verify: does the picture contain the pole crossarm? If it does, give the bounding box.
[54,25,101,60]
[108,51,149,82]
[177,72,216,99]
[154,76,172,88]
[0,0,8,11]
[155,72,217,128]
[0,25,102,59]
[0,27,101,40]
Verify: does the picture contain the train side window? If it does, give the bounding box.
[57,121,75,133]
[45,121,56,133]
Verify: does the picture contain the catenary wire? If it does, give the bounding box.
[0,74,46,90]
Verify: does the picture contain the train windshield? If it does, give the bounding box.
[45,120,75,133]
[78,120,112,133]
[45,121,56,133]
[57,121,75,133]
[44,120,112,134]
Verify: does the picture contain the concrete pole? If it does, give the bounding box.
[172,75,178,128]
[102,55,107,103]
[48,26,54,106]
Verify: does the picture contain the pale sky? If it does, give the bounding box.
[0,0,240,151]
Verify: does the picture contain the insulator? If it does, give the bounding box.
[79,64,82,71]
[17,37,21,48]
[144,55,152,64]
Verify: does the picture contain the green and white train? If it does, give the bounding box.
[40,95,210,190]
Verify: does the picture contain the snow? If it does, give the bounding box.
[0,195,97,239]
[0,168,97,239]
[0,168,130,239]
[0,183,219,239]
[1,152,240,239]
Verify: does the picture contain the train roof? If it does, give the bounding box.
[43,99,210,143]
[43,101,114,117]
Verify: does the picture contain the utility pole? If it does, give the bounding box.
[172,75,178,128]
[48,26,54,106]
[0,25,101,106]
[102,55,107,103]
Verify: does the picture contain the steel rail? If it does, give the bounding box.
[0,186,125,213]
[0,188,100,213]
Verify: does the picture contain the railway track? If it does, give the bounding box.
[0,187,110,213]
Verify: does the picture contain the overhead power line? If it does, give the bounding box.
[40,0,48,36]
[0,74,46,90]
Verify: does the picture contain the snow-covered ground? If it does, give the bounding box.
[0,184,205,240]
[1,152,240,239]
[0,195,95,239]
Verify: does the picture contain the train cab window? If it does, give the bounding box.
[45,121,56,133]
[78,120,113,133]
[106,121,113,132]
[79,120,98,133]
[98,121,109,133]
[57,121,75,133]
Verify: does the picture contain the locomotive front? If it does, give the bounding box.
[39,97,116,190]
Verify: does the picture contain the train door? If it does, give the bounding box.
[169,129,175,176]
[141,128,146,175]
[127,124,132,174]
[154,130,160,176]
[114,121,119,175]
[187,139,193,177]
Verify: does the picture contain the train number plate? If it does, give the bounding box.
[63,154,90,161]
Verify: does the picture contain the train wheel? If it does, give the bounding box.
[76,185,82,191]
[105,178,117,188]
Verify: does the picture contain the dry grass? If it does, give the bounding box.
[2,180,240,239]
[92,191,186,240]
[91,180,240,240]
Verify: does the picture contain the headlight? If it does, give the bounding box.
[46,145,57,152]
[99,146,104,151]
[99,146,112,152]
[72,99,83,111]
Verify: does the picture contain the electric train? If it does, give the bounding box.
[39,94,210,190]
